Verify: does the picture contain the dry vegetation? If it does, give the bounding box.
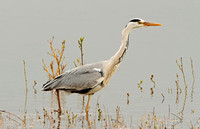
[42,36,67,80]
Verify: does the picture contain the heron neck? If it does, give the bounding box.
[110,27,132,66]
[102,26,132,86]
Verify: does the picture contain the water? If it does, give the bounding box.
[0,0,200,128]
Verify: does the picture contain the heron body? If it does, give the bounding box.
[42,59,121,95]
[42,18,161,114]
[42,61,105,94]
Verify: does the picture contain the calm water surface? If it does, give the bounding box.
[0,0,200,128]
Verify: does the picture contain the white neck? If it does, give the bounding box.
[110,25,133,66]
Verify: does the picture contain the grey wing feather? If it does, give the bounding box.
[42,64,104,92]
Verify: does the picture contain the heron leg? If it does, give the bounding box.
[56,89,62,116]
[85,95,92,113]
[85,95,92,123]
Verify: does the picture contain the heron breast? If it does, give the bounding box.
[103,63,120,86]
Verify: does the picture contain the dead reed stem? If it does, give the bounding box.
[23,60,28,125]
[23,60,28,93]
[6,116,21,126]
[78,37,84,66]
[42,37,67,115]
[0,110,25,125]
[175,74,182,104]
[190,57,195,102]
[176,57,187,115]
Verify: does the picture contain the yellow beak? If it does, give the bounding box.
[143,22,162,26]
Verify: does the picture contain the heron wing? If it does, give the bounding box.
[42,64,104,93]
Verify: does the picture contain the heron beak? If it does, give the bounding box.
[143,22,162,26]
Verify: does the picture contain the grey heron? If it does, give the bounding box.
[41,18,162,115]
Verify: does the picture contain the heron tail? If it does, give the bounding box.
[41,74,63,91]
[41,80,53,91]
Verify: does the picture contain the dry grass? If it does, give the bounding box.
[0,104,183,129]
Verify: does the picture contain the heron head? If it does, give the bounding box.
[127,18,162,29]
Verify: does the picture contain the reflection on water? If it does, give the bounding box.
[126,93,129,104]
[33,80,37,95]
[56,116,61,129]
[176,57,188,116]
[23,90,28,125]
[175,73,181,104]
[175,57,197,123]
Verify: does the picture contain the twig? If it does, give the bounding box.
[6,116,21,126]
[73,61,77,67]
[42,59,52,79]
[50,61,55,78]
[23,60,28,92]
[171,113,182,122]
[43,37,67,79]
[78,37,84,66]
[59,40,66,65]
[171,112,182,128]
[0,110,25,124]
[190,57,195,102]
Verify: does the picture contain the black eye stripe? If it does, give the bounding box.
[130,19,141,22]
